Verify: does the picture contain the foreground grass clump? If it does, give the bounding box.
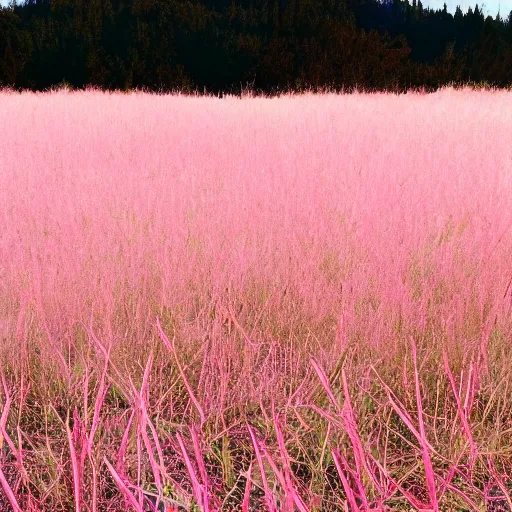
[1,88,512,510]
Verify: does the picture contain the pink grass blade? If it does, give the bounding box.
[311,359,372,507]
[259,440,293,511]
[65,410,82,512]
[104,456,143,511]
[410,337,439,512]
[310,358,342,414]
[242,461,253,512]
[156,318,206,425]
[129,350,164,493]
[226,303,260,348]
[89,452,98,512]
[341,368,379,500]
[190,426,210,512]
[247,424,277,512]
[0,373,23,464]
[486,458,512,511]
[0,464,22,512]
[176,432,204,510]
[368,454,432,511]
[370,365,436,453]
[273,415,308,512]
[331,449,360,511]
[117,409,136,475]
[442,351,477,466]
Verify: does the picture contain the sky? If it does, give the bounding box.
[427,0,512,15]
[0,0,511,17]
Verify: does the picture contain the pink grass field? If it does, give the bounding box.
[1,88,512,511]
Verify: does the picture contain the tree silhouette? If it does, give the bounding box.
[0,0,511,93]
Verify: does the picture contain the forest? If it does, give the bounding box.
[0,0,511,94]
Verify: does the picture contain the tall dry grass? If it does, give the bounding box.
[0,88,512,510]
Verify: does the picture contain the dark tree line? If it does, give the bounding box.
[1,0,512,94]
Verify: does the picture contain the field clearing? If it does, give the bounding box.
[1,88,512,510]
